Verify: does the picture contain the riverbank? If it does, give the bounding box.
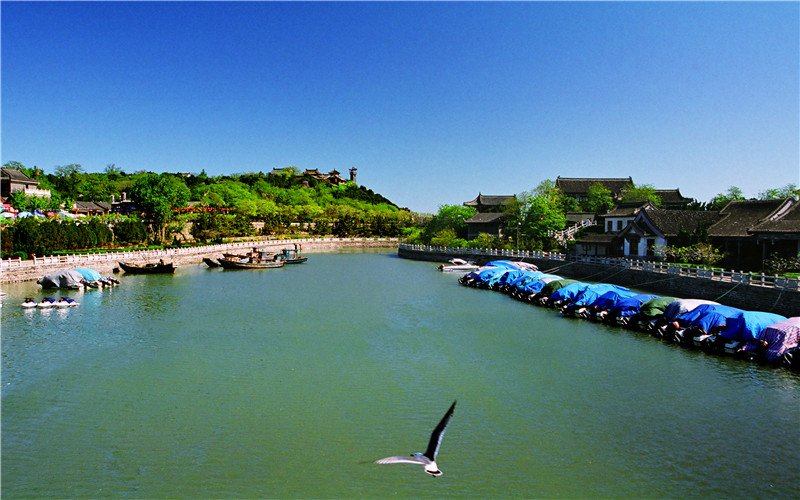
[398,244,800,318]
[0,237,399,283]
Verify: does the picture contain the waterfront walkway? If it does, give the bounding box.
[0,237,399,283]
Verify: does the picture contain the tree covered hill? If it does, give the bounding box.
[4,162,404,214]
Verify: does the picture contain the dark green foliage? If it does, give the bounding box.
[422,204,476,242]
[113,219,148,245]
[2,218,115,257]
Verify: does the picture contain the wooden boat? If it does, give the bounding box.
[217,249,285,269]
[279,247,308,264]
[118,261,176,274]
[203,257,221,268]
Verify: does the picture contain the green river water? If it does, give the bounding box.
[2,250,798,498]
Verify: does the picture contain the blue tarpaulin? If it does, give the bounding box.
[675,304,743,333]
[586,289,639,311]
[663,299,720,322]
[571,284,631,307]
[73,268,102,282]
[547,282,591,303]
[609,294,661,317]
[721,311,787,342]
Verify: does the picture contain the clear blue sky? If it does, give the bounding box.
[2,1,798,213]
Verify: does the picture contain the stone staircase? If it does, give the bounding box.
[549,218,597,243]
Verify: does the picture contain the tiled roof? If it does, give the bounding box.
[1,168,38,184]
[749,200,800,234]
[575,233,617,244]
[465,212,506,223]
[645,209,722,237]
[603,202,651,218]
[74,201,109,212]
[654,189,693,205]
[555,177,633,196]
[463,194,515,207]
[708,199,789,238]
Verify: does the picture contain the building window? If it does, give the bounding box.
[616,220,623,231]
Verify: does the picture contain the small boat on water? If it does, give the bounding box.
[218,248,285,269]
[37,298,57,308]
[203,257,221,268]
[280,247,308,264]
[438,258,479,272]
[21,298,38,308]
[118,260,176,274]
[55,297,80,307]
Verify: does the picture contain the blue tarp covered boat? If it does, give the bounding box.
[513,274,561,293]
[663,299,720,322]
[609,294,661,318]
[675,304,744,333]
[546,282,591,305]
[74,268,102,282]
[571,284,632,307]
[720,311,787,342]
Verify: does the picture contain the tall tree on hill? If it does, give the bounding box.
[129,173,190,242]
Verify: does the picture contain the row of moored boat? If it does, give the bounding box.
[455,259,800,372]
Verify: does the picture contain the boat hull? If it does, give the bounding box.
[118,262,176,274]
[217,258,285,269]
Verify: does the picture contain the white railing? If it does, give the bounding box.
[398,243,800,292]
[1,237,399,273]
[548,218,597,242]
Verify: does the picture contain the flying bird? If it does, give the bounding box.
[374,400,457,477]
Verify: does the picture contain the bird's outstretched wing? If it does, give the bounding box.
[424,400,457,460]
[374,455,429,465]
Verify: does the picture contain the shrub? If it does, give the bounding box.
[113,219,148,245]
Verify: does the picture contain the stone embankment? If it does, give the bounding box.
[1,238,399,284]
[398,244,799,318]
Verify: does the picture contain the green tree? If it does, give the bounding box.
[521,193,566,240]
[129,174,190,242]
[422,204,476,242]
[620,183,662,206]
[7,191,29,211]
[707,186,745,210]
[583,182,615,213]
[759,183,799,201]
[52,164,85,199]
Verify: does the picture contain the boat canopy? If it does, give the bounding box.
[73,268,102,281]
[570,284,631,307]
[39,269,85,289]
[720,311,787,342]
[754,317,800,362]
[675,304,743,333]
[663,299,720,322]
[638,297,679,318]
[609,294,661,317]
